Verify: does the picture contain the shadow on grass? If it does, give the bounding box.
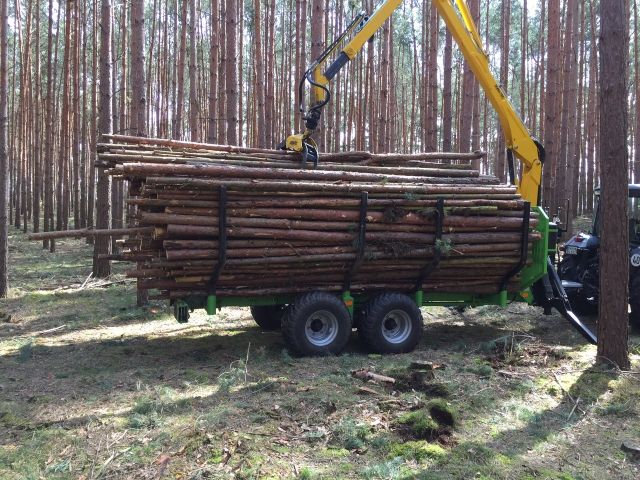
[0,286,168,340]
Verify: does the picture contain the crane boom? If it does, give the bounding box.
[433,0,543,206]
[284,0,544,206]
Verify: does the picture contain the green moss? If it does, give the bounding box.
[466,362,494,378]
[209,450,225,464]
[319,447,350,458]
[566,371,612,404]
[388,441,446,461]
[396,410,439,439]
[297,467,318,480]
[426,399,457,427]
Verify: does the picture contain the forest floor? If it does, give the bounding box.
[0,227,639,480]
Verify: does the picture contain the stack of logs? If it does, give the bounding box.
[40,134,541,301]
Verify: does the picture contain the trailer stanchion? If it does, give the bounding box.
[415,198,445,293]
[206,186,228,315]
[500,201,531,294]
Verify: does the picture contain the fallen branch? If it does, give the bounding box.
[352,369,396,384]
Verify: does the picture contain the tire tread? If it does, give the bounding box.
[359,292,423,354]
[282,291,352,356]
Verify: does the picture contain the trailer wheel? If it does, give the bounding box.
[359,293,423,354]
[282,292,352,356]
[250,305,286,331]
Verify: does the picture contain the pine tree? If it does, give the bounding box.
[93,0,113,278]
[598,0,630,370]
[0,0,8,297]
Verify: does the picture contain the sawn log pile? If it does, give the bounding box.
[94,134,539,300]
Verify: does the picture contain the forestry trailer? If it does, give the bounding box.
[170,0,597,355]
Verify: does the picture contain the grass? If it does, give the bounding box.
[1,226,639,479]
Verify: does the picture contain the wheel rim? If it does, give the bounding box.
[304,310,339,347]
[381,309,413,345]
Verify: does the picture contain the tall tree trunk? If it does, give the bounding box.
[87,0,98,239]
[543,0,561,212]
[426,4,438,151]
[520,0,528,118]
[562,0,579,232]
[130,0,147,306]
[188,0,199,141]
[174,0,188,139]
[496,0,510,182]
[57,1,72,232]
[634,0,640,182]
[217,0,226,143]
[460,0,477,155]
[207,0,219,143]
[225,0,238,144]
[130,0,146,136]
[442,31,453,153]
[93,0,112,278]
[43,0,54,250]
[377,16,390,153]
[598,0,630,370]
[296,0,307,133]
[0,0,8,297]
[32,0,41,235]
[253,0,265,147]
[310,0,325,150]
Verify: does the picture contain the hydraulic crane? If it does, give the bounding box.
[282,0,544,207]
[282,0,597,344]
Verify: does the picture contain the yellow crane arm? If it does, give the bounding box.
[285,0,543,206]
[433,0,543,206]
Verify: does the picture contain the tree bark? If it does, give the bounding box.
[598,0,630,370]
[0,0,8,297]
[543,0,561,213]
[561,0,579,231]
[188,0,199,141]
[174,0,188,139]
[252,0,265,148]
[443,31,453,153]
[310,0,325,150]
[93,0,113,278]
[225,0,238,144]
[130,0,148,306]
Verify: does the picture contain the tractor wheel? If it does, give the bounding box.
[359,293,423,354]
[629,276,640,330]
[250,305,286,331]
[282,292,352,356]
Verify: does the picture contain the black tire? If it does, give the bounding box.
[630,276,640,330]
[359,293,423,354]
[282,292,352,356]
[250,305,286,331]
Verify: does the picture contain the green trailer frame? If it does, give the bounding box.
[172,207,551,324]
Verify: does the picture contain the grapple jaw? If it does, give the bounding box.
[279,133,319,169]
